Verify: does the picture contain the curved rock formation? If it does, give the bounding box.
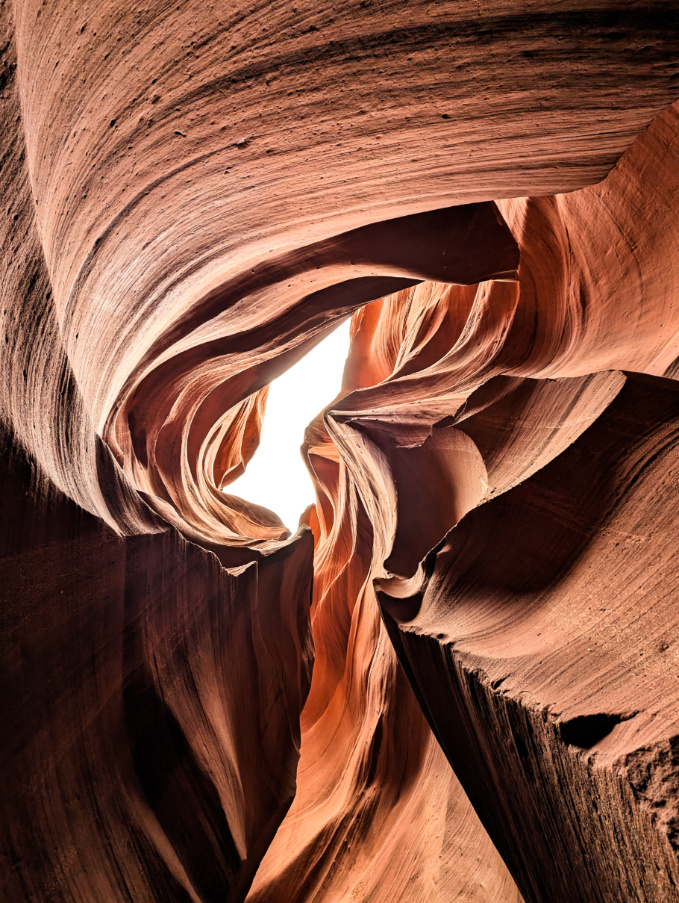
[1,1,679,901]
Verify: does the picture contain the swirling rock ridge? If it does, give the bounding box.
[1,2,679,902]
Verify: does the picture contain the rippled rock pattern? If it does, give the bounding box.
[1,1,679,901]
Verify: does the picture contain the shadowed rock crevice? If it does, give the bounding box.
[124,672,242,902]
[383,623,679,903]
[558,712,636,750]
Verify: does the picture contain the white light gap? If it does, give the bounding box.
[227,318,352,530]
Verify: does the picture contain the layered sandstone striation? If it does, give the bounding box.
[1,1,679,901]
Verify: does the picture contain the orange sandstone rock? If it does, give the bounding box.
[1,1,679,902]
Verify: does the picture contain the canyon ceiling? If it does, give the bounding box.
[1,1,679,901]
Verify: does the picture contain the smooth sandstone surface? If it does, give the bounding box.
[1,1,679,901]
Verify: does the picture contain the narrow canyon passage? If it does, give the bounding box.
[1,3,679,903]
[226,318,352,530]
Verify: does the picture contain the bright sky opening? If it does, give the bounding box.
[226,318,352,530]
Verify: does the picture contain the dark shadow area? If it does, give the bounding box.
[559,713,634,750]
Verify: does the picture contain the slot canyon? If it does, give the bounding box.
[2,2,679,901]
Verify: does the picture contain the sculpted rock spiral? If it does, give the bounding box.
[1,2,678,902]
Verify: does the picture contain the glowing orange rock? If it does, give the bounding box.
[1,1,679,901]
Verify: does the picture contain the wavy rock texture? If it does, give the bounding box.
[1,0,679,901]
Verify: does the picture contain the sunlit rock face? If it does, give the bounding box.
[1,1,679,901]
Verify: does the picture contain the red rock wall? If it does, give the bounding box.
[1,1,679,901]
